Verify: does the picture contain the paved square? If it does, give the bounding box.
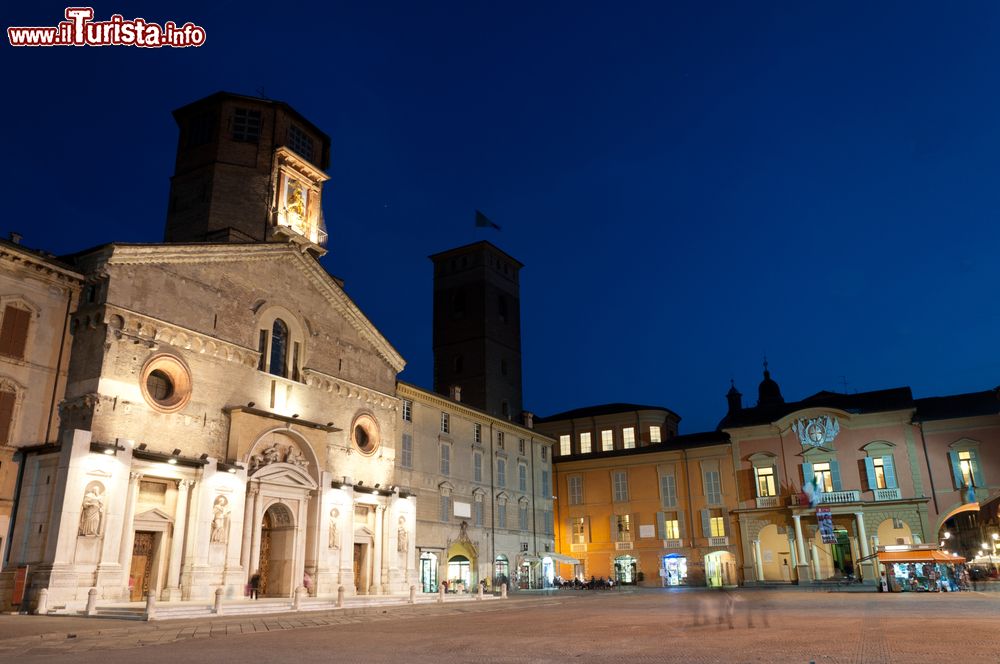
[1,588,996,663]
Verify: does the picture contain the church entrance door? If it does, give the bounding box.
[129,531,155,600]
[258,503,295,597]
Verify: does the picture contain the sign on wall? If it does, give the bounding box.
[816,507,837,544]
[453,501,472,518]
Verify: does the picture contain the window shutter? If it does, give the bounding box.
[772,464,780,491]
[701,508,711,538]
[802,463,814,487]
[882,456,897,489]
[971,451,986,488]
[0,390,14,445]
[677,511,685,539]
[0,306,30,359]
[948,451,963,488]
[863,458,876,491]
[830,461,842,492]
[611,514,618,542]
[723,513,732,537]
[656,511,666,540]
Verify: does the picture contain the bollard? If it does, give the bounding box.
[501,582,507,599]
[144,593,157,621]
[214,587,224,615]
[35,588,48,615]
[437,583,444,604]
[85,587,98,616]
[477,583,483,601]
[293,586,305,610]
[337,585,345,608]
[409,585,416,604]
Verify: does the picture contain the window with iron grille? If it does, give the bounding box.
[287,124,314,160]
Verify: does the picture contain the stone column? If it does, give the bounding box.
[162,479,193,601]
[240,486,256,575]
[380,504,392,593]
[248,485,263,577]
[753,539,765,583]
[811,543,821,580]
[371,505,384,595]
[792,515,810,583]
[855,512,873,581]
[118,472,143,597]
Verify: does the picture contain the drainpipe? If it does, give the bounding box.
[682,448,695,548]
[489,421,495,586]
[530,431,537,588]
[915,420,939,515]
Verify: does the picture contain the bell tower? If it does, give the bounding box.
[164,92,331,254]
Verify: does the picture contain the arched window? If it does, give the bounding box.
[270,318,289,378]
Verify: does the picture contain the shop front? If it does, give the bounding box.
[661,554,687,586]
[872,546,967,592]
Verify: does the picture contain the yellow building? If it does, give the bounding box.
[538,406,741,587]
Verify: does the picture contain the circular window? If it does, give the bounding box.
[352,413,380,456]
[140,354,192,413]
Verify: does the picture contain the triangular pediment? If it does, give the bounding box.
[104,243,405,372]
[134,507,173,524]
[250,462,318,490]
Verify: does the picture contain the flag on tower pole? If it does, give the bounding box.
[475,209,501,230]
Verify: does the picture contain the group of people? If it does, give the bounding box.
[883,562,972,592]
[558,575,618,590]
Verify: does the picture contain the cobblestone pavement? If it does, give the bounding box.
[1,588,997,663]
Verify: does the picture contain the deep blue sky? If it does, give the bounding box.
[3,2,999,431]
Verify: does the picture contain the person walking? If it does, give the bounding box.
[249,572,261,600]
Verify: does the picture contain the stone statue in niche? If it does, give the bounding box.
[397,516,408,553]
[78,482,105,536]
[210,495,230,544]
[328,508,340,549]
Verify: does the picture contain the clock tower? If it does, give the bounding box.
[164,92,331,255]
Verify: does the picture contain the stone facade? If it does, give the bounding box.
[396,382,555,591]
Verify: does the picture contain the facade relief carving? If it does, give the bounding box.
[247,438,311,474]
[79,481,105,537]
[791,415,840,448]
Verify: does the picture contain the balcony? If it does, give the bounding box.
[708,536,729,547]
[662,539,683,549]
[874,487,902,501]
[570,543,587,553]
[615,541,633,551]
[790,490,860,506]
[755,496,780,509]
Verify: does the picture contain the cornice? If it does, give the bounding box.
[101,303,259,369]
[0,246,84,284]
[396,382,554,444]
[301,367,398,411]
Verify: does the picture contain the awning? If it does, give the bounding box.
[877,550,965,564]
[544,553,580,565]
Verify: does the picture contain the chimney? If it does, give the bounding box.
[8,232,22,245]
[450,385,461,402]
[522,411,534,429]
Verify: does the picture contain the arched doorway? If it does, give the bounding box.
[614,555,637,584]
[705,551,736,588]
[419,552,438,592]
[259,503,295,597]
[447,555,471,590]
[494,554,510,587]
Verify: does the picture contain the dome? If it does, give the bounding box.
[757,363,784,406]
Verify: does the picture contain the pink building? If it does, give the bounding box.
[722,366,1000,584]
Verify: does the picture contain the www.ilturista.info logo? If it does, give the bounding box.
[8,7,206,47]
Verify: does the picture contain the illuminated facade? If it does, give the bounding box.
[396,383,555,592]
[540,405,740,587]
[723,369,1000,584]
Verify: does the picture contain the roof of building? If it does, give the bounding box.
[718,386,915,429]
[0,236,83,277]
[427,240,524,268]
[913,388,1000,422]
[536,402,681,423]
[552,430,730,464]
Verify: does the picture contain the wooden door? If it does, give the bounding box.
[129,532,155,600]
[353,543,363,592]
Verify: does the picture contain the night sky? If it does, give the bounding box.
[3,2,1000,432]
